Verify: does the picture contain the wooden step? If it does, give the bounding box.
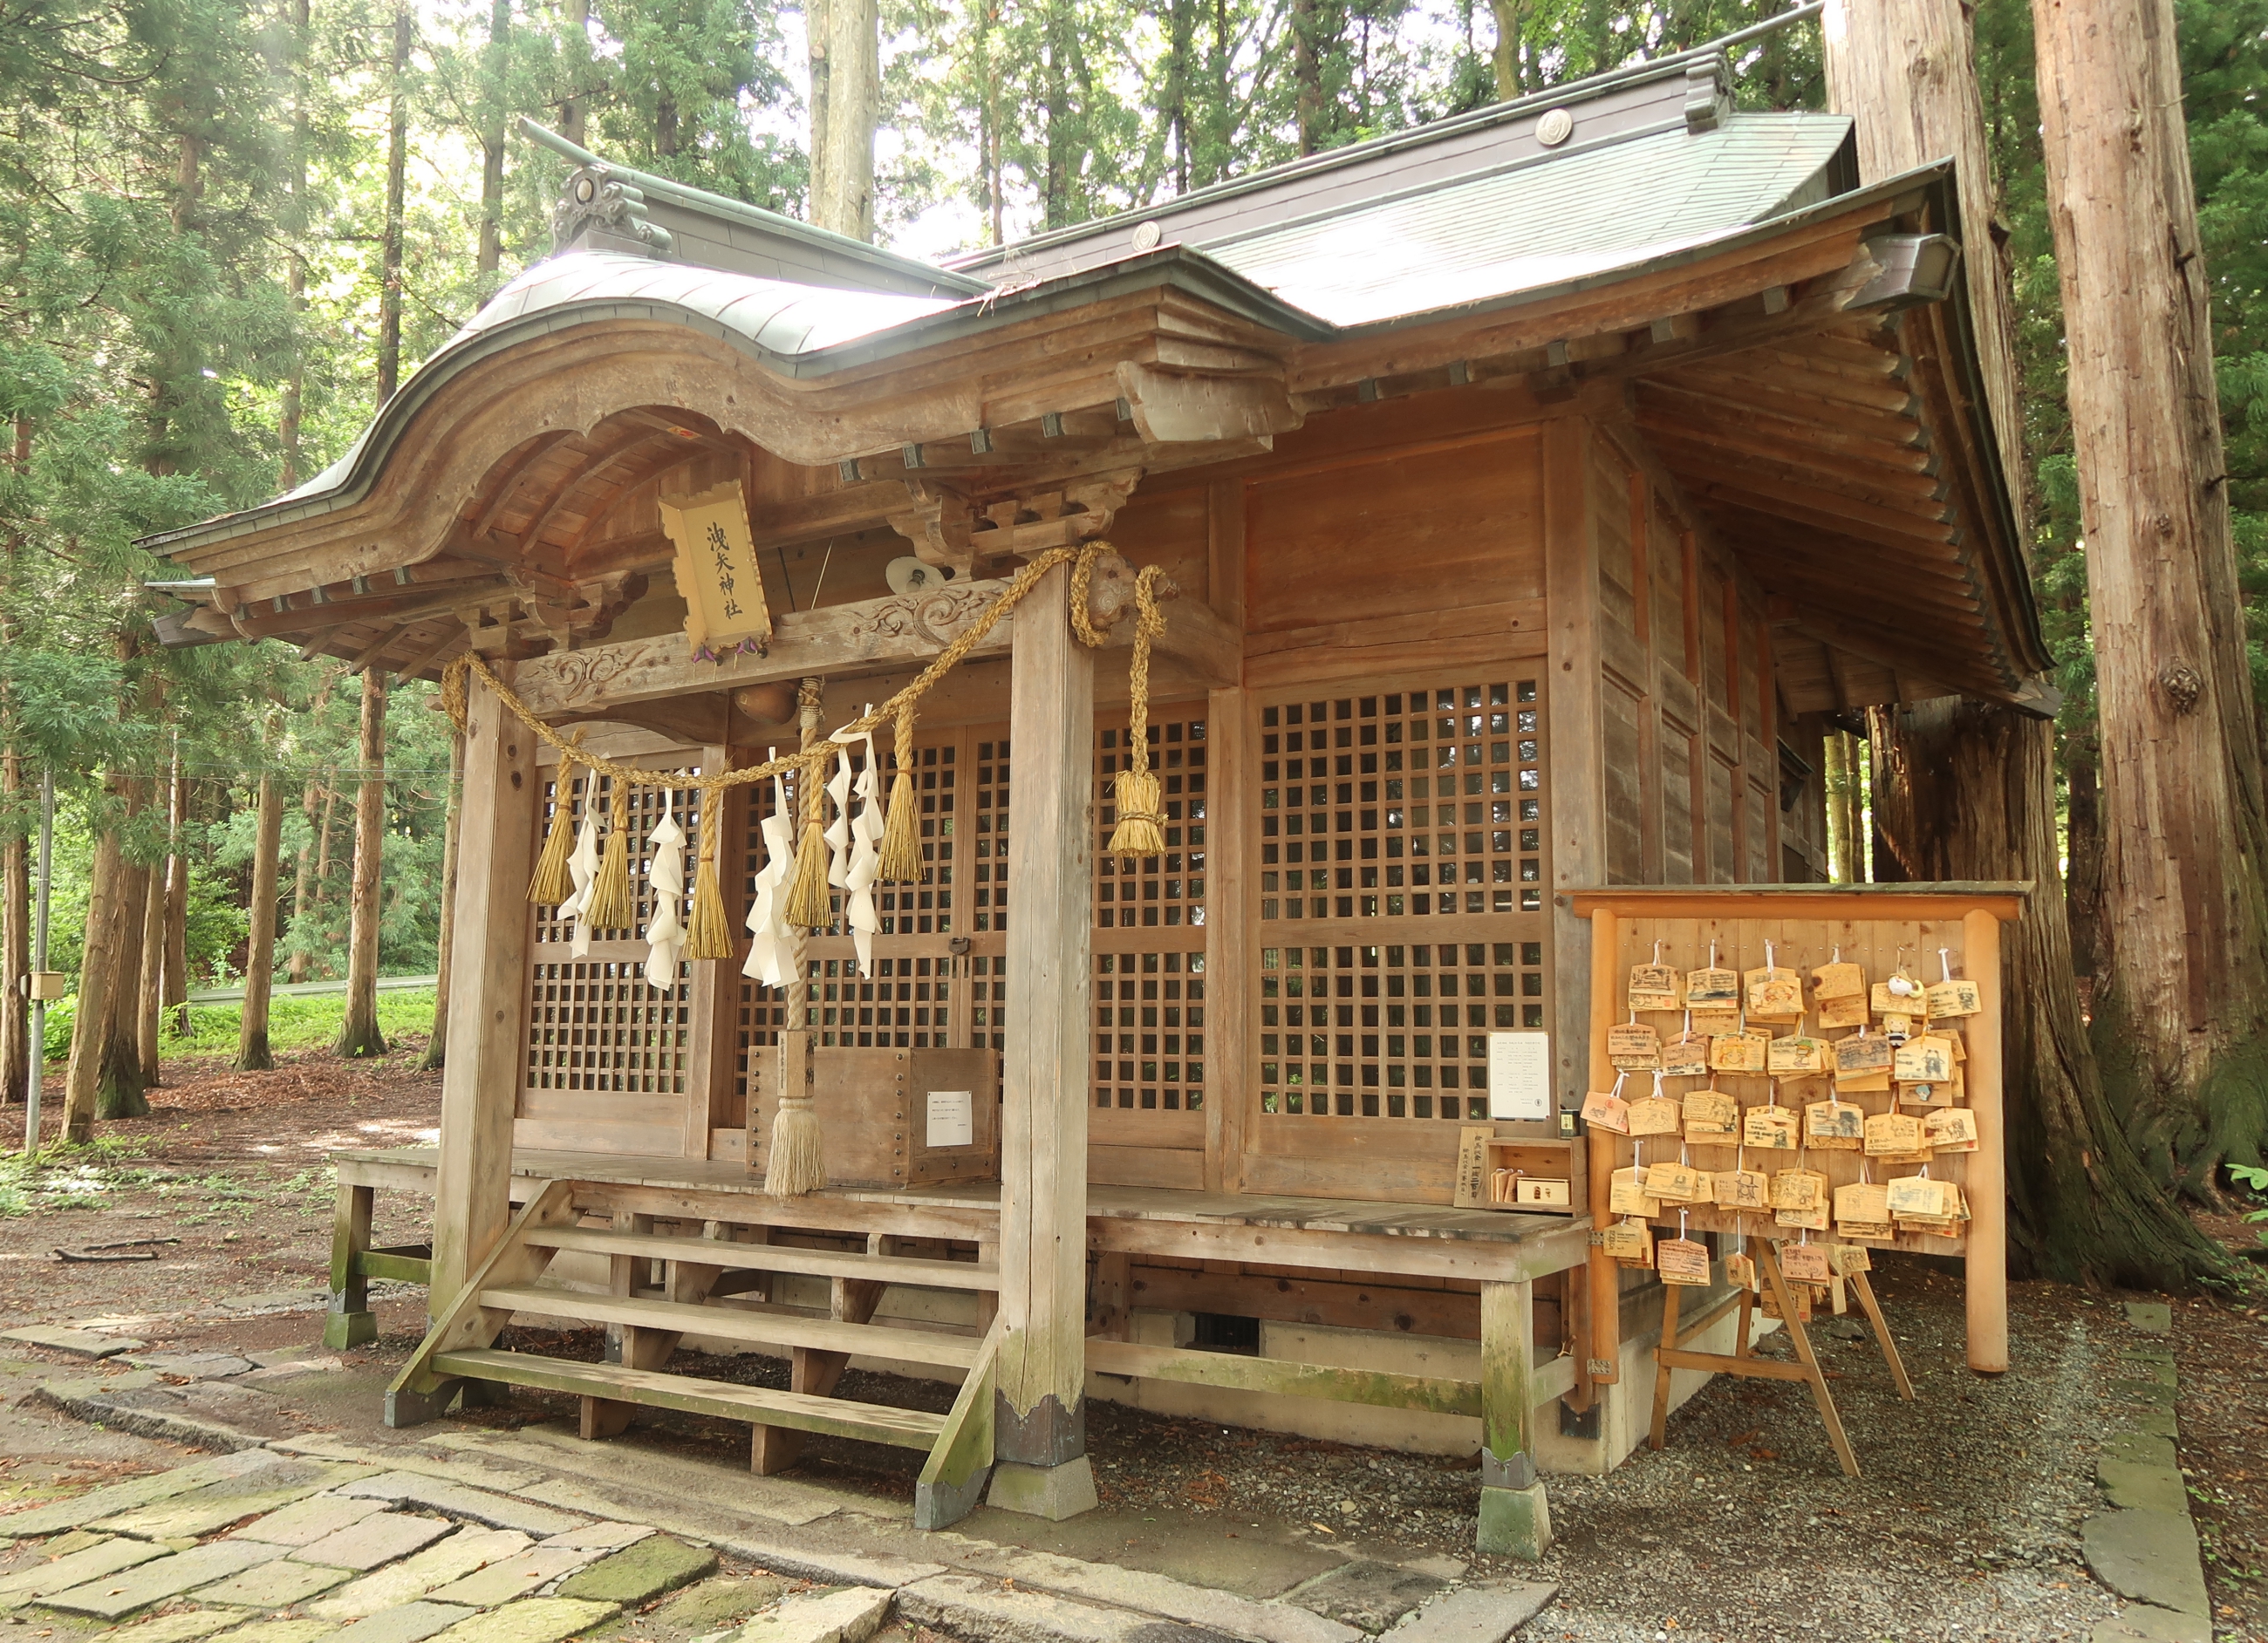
[523,1226,999,1291]
[480,1285,983,1367]
[433,1348,946,1449]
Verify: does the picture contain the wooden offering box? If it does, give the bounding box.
[1453,1127,1584,1214]
[752,1047,1001,1190]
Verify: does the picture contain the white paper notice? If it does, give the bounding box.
[926,1089,974,1149]
[1486,1031,1552,1121]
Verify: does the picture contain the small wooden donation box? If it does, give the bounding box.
[751,1046,1001,1190]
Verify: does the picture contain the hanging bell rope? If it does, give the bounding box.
[1103,563,1171,859]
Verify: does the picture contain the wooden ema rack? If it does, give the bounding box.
[1569,883,2023,1475]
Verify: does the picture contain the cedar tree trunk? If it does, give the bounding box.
[337,671,389,1058]
[418,726,462,1071]
[1827,0,2221,1281]
[2032,0,2268,1183]
[61,818,126,1145]
[2,747,24,1105]
[816,0,877,238]
[238,774,283,1071]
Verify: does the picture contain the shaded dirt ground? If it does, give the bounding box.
[0,1046,2257,1640]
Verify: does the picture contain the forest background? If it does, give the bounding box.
[1,0,2265,1101]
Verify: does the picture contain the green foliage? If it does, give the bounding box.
[2233,1164,2268,1252]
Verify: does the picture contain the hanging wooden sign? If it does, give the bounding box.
[1601,1220,1654,1264]
[1833,1180,1891,1237]
[1627,1094,1684,1136]
[1863,1110,1926,1156]
[1817,992,1870,1031]
[1643,1160,1704,1203]
[1825,1241,1874,1276]
[1661,1034,1713,1078]
[1924,1107,1980,1152]
[1780,1242,1831,1284]
[1811,961,1866,1001]
[1893,1035,1956,1084]
[1711,1033,1767,1074]
[1711,1167,1769,1210]
[1657,1237,1712,1285]
[1804,1098,1865,1149]
[1745,966,1804,1019]
[1770,1168,1827,1212]
[1682,1088,1739,1142]
[1685,965,1740,1006]
[1766,1035,1830,1077]
[1581,1088,1630,1134]
[1724,1250,1759,1291]
[1926,978,1982,1019]
[1609,1021,1662,1069]
[1834,1032,1895,1085]
[661,481,775,658]
[1743,1103,1799,1150]
[1690,1006,1743,1038]
[1609,1167,1660,1217]
[1629,964,1682,1012]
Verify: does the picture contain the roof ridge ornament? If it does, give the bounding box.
[1684,56,1732,133]
[551,163,675,259]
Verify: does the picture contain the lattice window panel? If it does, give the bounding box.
[970,736,1012,933]
[525,961,692,1094]
[1093,708,1208,1115]
[810,954,958,1048]
[1253,678,1549,1123]
[526,760,716,1103]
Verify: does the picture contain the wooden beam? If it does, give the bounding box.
[1633,381,1930,463]
[992,560,1098,1515]
[1638,426,1947,510]
[468,430,580,542]
[512,573,1234,719]
[1684,474,1957,546]
[1963,906,2007,1374]
[428,669,539,1322]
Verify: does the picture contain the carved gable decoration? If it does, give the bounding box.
[661,481,773,658]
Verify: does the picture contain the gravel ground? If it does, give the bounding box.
[0,1049,2236,1643]
[2174,1210,2268,1640]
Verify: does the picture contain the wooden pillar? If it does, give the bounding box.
[324,1182,377,1349]
[1477,1278,1550,1558]
[429,668,537,1323]
[987,561,1099,1520]
[1962,908,2008,1374]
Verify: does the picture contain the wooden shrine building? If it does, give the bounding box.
[145,31,2049,1552]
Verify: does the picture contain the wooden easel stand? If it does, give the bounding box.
[1648,1239,1913,1478]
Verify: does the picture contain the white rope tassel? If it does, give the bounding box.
[764,1083,825,1196]
[559,799,603,959]
[845,729,885,978]
[643,787,687,990]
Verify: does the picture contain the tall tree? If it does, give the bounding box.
[2032,0,2268,1185]
[816,0,878,237]
[238,768,284,1071]
[375,1,412,408]
[477,0,513,278]
[418,724,462,1070]
[61,814,126,1146]
[1827,0,2221,1284]
[96,780,151,1120]
[336,667,389,1058]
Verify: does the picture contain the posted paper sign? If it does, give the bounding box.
[1486,1031,1552,1121]
[926,1089,974,1149]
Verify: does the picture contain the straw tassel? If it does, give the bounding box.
[583,778,636,932]
[782,754,835,928]
[878,706,923,883]
[1104,565,1170,858]
[526,757,580,905]
[1108,764,1165,858]
[684,786,734,960]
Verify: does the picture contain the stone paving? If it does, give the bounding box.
[0,1444,725,1641]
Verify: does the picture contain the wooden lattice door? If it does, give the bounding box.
[1240,674,1553,1203]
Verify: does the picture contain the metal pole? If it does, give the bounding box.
[24,767,51,1156]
